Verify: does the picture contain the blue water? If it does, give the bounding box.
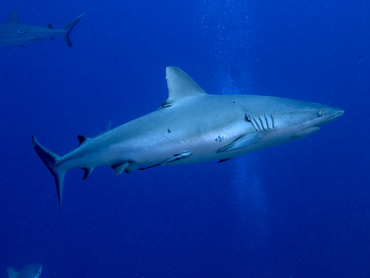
[0,0,369,277]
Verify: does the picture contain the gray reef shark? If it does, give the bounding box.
[32,66,344,209]
[0,10,84,47]
[7,264,42,278]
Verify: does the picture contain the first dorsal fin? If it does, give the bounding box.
[162,66,206,107]
[47,23,54,29]
[7,10,19,24]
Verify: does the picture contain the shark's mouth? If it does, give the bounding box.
[292,126,320,140]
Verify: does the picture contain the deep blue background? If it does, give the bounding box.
[0,0,369,277]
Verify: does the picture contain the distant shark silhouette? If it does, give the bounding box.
[0,10,84,47]
[32,67,344,209]
[7,264,42,278]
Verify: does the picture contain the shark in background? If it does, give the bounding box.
[32,66,344,209]
[7,264,42,278]
[0,10,84,47]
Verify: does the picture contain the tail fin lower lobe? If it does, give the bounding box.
[62,13,85,47]
[32,136,65,209]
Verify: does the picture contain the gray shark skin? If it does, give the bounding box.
[7,264,42,278]
[32,66,344,209]
[0,10,84,47]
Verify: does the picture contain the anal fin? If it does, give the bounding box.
[81,168,94,180]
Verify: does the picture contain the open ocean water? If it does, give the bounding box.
[0,0,369,277]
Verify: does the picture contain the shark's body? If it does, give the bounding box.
[0,10,84,47]
[7,264,42,278]
[32,67,344,209]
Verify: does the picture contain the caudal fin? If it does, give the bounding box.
[62,13,85,47]
[32,136,65,209]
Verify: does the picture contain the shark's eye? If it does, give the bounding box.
[318,110,324,117]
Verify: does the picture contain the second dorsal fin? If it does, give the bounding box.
[77,135,90,146]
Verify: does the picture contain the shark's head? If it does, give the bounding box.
[272,101,344,140]
[309,106,345,126]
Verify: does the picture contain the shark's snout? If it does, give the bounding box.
[325,107,345,121]
[333,109,345,119]
[313,106,344,126]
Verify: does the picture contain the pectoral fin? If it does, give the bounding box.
[217,133,261,153]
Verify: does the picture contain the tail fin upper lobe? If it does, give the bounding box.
[62,13,85,47]
[32,136,65,209]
